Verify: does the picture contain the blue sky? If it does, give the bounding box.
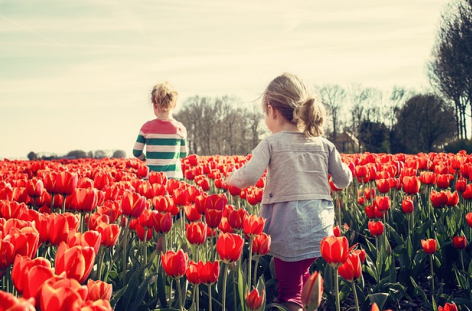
[0,0,447,159]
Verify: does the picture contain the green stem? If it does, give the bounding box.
[61,194,67,214]
[169,279,174,309]
[352,282,359,311]
[222,264,228,311]
[208,283,213,311]
[253,256,260,287]
[122,220,130,285]
[248,237,254,290]
[334,267,340,311]
[143,233,148,267]
[97,246,104,281]
[430,255,435,299]
[177,278,184,311]
[460,250,465,271]
[196,284,200,311]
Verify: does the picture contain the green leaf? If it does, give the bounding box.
[157,265,168,309]
[367,292,389,310]
[129,274,156,311]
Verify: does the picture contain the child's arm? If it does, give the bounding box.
[226,139,270,189]
[133,130,146,161]
[328,146,352,189]
[180,128,188,159]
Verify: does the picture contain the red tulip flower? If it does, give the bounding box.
[96,223,121,248]
[320,236,350,268]
[431,190,448,208]
[375,179,390,194]
[149,211,173,234]
[467,212,472,228]
[419,171,436,186]
[338,252,362,282]
[121,191,146,219]
[462,184,472,200]
[25,178,44,198]
[446,190,459,207]
[11,255,55,299]
[55,242,96,284]
[186,221,207,245]
[199,260,220,285]
[73,188,97,212]
[68,230,101,255]
[55,171,78,196]
[245,287,265,311]
[368,220,384,237]
[47,213,71,246]
[217,233,244,264]
[38,278,85,311]
[421,238,437,254]
[7,227,40,259]
[452,235,467,250]
[436,174,454,189]
[0,290,36,311]
[373,196,390,213]
[205,208,224,229]
[227,208,248,230]
[401,196,414,214]
[86,279,113,301]
[186,260,202,285]
[402,176,421,195]
[302,271,323,311]
[184,204,202,222]
[438,302,459,311]
[161,249,188,279]
[149,171,168,185]
[333,225,341,237]
[252,233,271,256]
[243,215,265,238]
[0,240,15,276]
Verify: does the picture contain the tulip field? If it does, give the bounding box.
[1,152,472,311]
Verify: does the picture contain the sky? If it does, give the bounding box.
[0,0,449,159]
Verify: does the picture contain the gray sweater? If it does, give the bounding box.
[226,131,352,204]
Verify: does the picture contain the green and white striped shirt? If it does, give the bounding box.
[133,119,188,179]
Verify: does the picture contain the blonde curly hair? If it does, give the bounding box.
[151,81,178,111]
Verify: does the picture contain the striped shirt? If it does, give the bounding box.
[133,119,188,179]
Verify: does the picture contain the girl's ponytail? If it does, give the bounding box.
[295,97,326,137]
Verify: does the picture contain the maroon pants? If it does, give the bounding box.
[274,257,317,308]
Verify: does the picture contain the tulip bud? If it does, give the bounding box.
[302,271,323,311]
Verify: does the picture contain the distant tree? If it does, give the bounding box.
[359,121,390,153]
[87,151,94,158]
[27,151,38,161]
[392,94,456,153]
[320,84,346,140]
[66,150,87,159]
[428,0,472,139]
[112,150,127,158]
[94,150,107,159]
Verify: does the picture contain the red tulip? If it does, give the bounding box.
[401,196,414,214]
[11,255,52,295]
[86,279,113,301]
[436,174,454,189]
[121,191,146,219]
[184,204,202,222]
[185,260,202,285]
[80,299,113,311]
[455,177,467,192]
[55,242,96,284]
[402,176,421,195]
[217,233,244,264]
[68,230,101,255]
[431,190,448,208]
[205,207,224,229]
[333,226,341,237]
[252,233,271,256]
[375,179,390,194]
[373,196,390,213]
[161,249,188,279]
[452,235,467,250]
[0,291,36,311]
[243,215,265,238]
[352,248,366,263]
[320,236,350,268]
[7,227,40,258]
[0,240,15,276]
[149,171,168,185]
[421,238,437,255]
[96,223,120,248]
[199,260,220,285]
[301,271,323,311]
[25,178,44,198]
[245,287,264,311]
[55,171,78,196]
[462,184,472,200]
[368,221,384,237]
[47,213,71,246]
[227,208,248,230]
[466,212,472,228]
[438,302,459,311]
[446,190,459,207]
[38,278,85,311]
[338,252,362,282]
[73,188,97,212]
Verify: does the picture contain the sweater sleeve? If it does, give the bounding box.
[133,129,146,160]
[226,139,271,189]
[328,145,352,189]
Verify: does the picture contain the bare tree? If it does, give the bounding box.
[320,84,346,140]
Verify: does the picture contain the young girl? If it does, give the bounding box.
[225,73,352,311]
[133,81,188,179]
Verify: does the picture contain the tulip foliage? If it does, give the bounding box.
[1,151,472,310]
